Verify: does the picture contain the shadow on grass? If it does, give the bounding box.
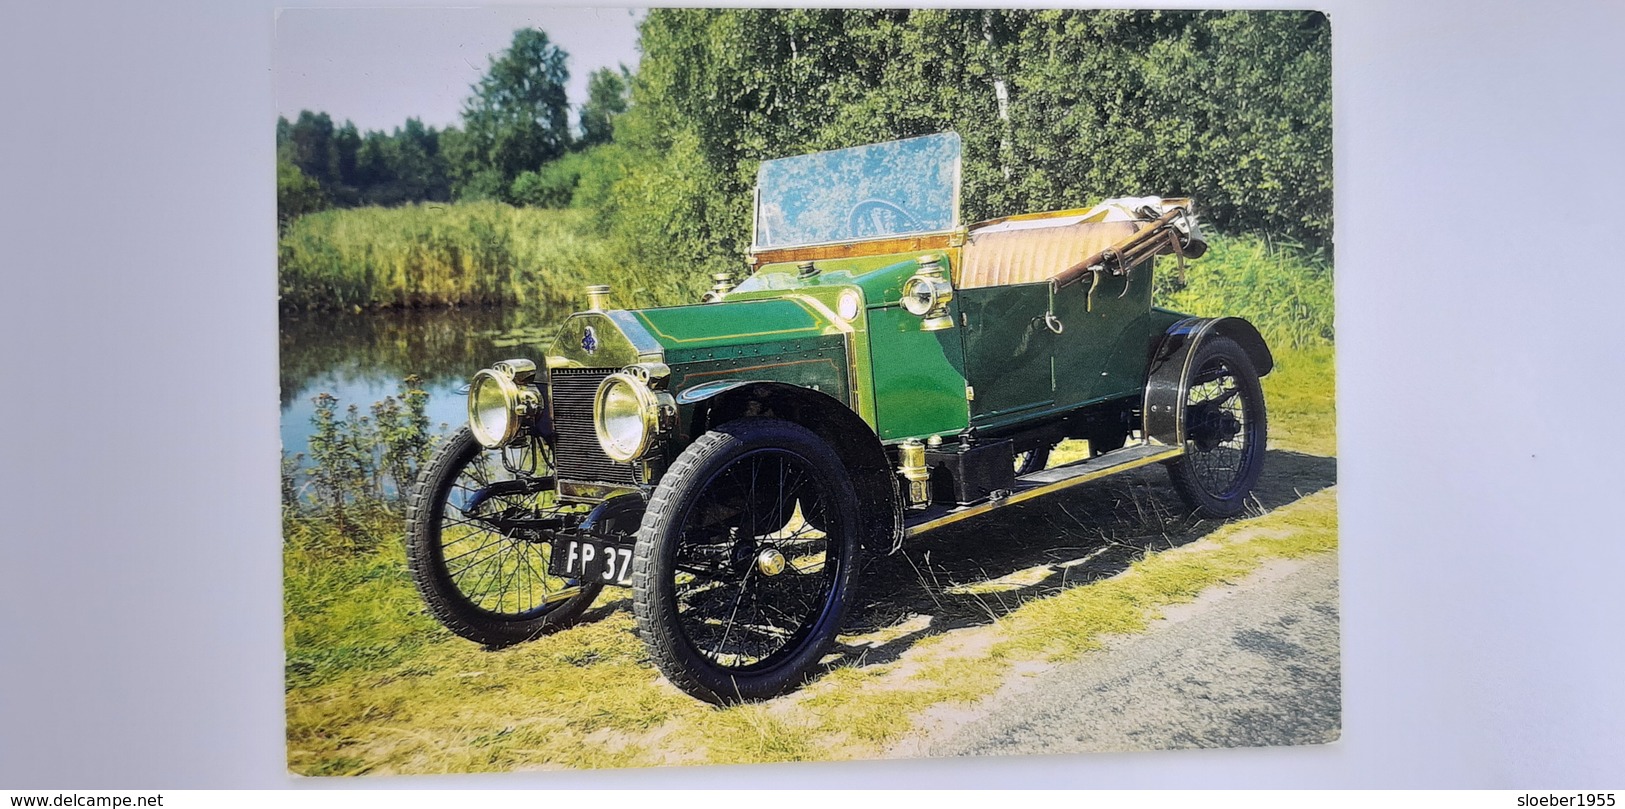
[828,449,1337,670]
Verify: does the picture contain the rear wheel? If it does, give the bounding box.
[1166,337,1268,517]
[1089,429,1128,456]
[631,418,860,704]
[1013,446,1050,475]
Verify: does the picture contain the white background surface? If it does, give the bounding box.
[2,0,1622,788]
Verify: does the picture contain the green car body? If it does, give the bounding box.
[553,250,1178,447]
[408,133,1275,704]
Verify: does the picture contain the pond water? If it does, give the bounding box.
[279,304,575,463]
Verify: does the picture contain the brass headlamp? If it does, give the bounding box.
[467,358,546,448]
[593,362,676,463]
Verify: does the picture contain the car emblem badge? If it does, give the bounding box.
[581,326,598,354]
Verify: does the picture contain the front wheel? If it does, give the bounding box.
[1166,336,1269,517]
[631,418,860,704]
[405,427,604,647]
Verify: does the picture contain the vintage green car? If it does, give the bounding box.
[405,133,1272,704]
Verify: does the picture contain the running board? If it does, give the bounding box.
[903,442,1183,538]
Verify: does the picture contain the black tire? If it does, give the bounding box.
[631,418,860,704]
[1166,336,1269,517]
[1090,429,1128,456]
[406,426,603,647]
[1014,445,1050,476]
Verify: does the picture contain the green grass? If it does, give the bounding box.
[278,203,707,312]
[285,485,1337,773]
[283,515,442,690]
[1154,233,1334,351]
[1262,345,1336,456]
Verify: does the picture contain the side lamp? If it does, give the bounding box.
[900,253,955,331]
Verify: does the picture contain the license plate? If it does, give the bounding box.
[549,537,635,587]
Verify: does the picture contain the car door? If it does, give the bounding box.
[1047,260,1155,409]
[960,283,1060,428]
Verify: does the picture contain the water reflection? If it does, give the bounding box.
[279,303,574,459]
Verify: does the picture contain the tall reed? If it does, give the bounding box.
[278,203,708,312]
[280,204,1334,353]
[1153,234,1335,350]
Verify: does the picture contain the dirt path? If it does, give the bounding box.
[891,551,1341,757]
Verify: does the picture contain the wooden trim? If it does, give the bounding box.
[751,232,957,270]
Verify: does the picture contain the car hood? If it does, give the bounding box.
[548,296,843,369]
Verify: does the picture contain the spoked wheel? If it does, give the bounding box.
[1014,445,1050,476]
[1166,337,1268,517]
[632,418,860,704]
[406,426,604,647]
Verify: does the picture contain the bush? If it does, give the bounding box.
[288,377,439,553]
[455,168,507,202]
[1153,233,1334,350]
[565,144,630,213]
[510,146,631,213]
[601,9,1332,275]
[510,166,575,208]
[277,157,328,231]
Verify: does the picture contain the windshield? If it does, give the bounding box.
[753,132,961,250]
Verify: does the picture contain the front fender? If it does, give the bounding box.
[682,380,903,556]
[673,379,759,407]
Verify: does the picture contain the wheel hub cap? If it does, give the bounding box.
[1189,403,1242,452]
[756,548,787,576]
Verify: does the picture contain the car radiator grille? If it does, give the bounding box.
[549,368,641,486]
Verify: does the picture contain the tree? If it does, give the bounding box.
[276,156,327,231]
[284,110,337,186]
[606,8,1332,266]
[458,28,573,197]
[386,118,448,203]
[332,121,361,189]
[579,65,631,147]
[354,131,393,194]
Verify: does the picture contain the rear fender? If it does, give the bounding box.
[1143,317,1273,447]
